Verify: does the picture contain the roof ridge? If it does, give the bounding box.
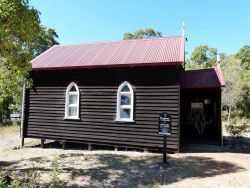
[55,36,183,47]
[214,66,226,86]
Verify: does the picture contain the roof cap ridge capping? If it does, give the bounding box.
[215,66,225,86]
[55,35,183,47]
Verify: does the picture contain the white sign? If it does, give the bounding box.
[10,114,20,118]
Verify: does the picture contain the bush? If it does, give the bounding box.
[0,170,41,188]
[10,119,20,127]
[0,173,22,188]
[0,173,7,188]
[226,123,248,137]
[8,174,21,188]
[48,157,64,188]
[23,167,40,188]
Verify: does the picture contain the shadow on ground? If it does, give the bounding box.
[0,150,246,187]
[181,136,250,154]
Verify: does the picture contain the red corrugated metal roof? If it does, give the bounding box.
[32,36,185,70]
[180,66,225,88]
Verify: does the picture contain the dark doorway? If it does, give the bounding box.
[180,88,222,145]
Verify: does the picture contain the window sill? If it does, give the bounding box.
[64,117,80,120]
[115,119,135,123]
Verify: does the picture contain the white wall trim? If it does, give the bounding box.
[64,82,80,119]
[116,81,134,122]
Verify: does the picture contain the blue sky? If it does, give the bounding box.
[30,0,250,56]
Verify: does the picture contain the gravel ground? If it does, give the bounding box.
[0,126,250,187]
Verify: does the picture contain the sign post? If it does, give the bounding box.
[159,112,172,164]
[163,135,167,163]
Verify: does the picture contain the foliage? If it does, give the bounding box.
[191,45,214,68]
[23,167,41,188]
[237,84,250,118]
[226,123,248,137]
[0,0,40,112]
[236,45,250,69]
[7,174,21,188]
[123,28,162,40]
[0,168,41,188]
[30,27,59,57]
[236,45,250,117]
[0,96,13,122]
[188,45,225,69]
[184,59,195,70]
[49,157,63,188]
[221,56,244,124]
[10,119,20,126]
[0,173,7,188]
[0,0,59,116]
[0,173,23,188]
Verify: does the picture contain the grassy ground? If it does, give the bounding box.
[0,126,250,187]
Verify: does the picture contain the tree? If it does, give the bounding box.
[187,111,207,135]
[0,0,41,112]
[31,27,59,57]
[123,28,162,40]
[185,59,196,70]
[236,45,250,69]
[236,45,250,117]
[0,0,59,117]
[221,56,244,124]
[188,45,225,69]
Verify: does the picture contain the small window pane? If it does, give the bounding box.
[120,109,130,119]
[70,86,77,92]
[68,107,77,116]
[121,85,130,92]
[69,95,77,104]
[120,95,131,105]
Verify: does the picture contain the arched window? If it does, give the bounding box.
[64,82,80,119]
[116,81,134,122]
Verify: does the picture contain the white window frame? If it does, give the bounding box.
[64,82,80,120]
[116,81,134,122]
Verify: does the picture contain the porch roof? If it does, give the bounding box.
[180,67,225,89]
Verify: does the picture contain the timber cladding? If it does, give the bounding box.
[24,66,180,152]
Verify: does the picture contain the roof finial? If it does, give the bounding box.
[182,22,185,36]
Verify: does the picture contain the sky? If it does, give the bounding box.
[30,0,250,56]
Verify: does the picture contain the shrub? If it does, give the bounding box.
[226,123,248,137]
[10,119,20,127]
[8,174,21,188]
[48,157,64,188]
[23,167,40,188]
[0,173,7,188]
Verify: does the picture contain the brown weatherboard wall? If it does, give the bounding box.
[24,66,181,152]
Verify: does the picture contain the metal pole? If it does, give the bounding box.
[20,84,25,148]
[220,90,223,147]
[163,135,167,163]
